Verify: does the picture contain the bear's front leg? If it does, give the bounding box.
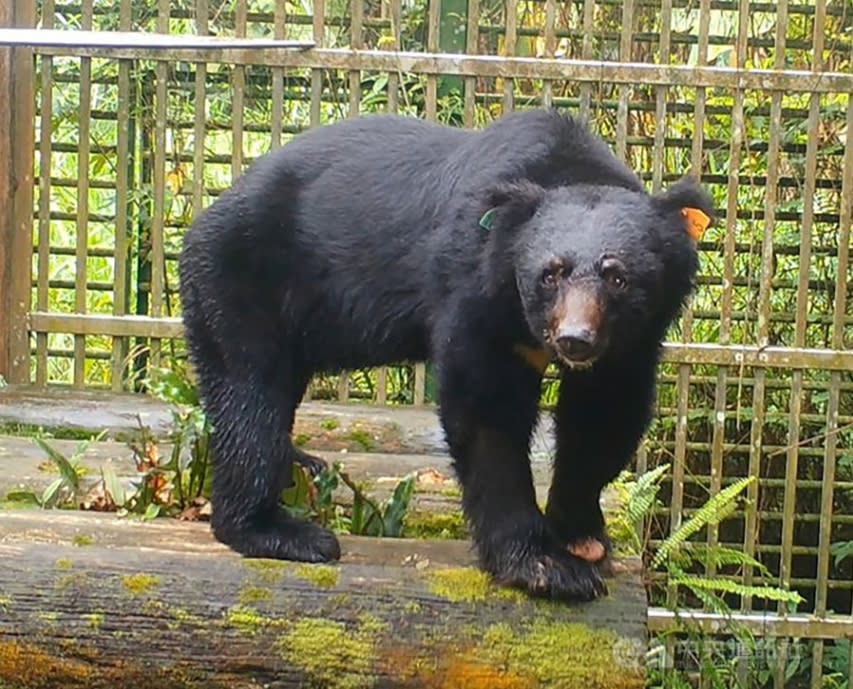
[434,325,606,602]
[545,352,659,565]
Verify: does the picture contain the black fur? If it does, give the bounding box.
[178,108,713,602]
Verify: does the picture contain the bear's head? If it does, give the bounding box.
[480,176,715,369]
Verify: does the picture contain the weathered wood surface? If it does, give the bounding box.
[0,384,557,457]
[0,511,647,689]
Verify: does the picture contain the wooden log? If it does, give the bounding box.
[0,511,648,689]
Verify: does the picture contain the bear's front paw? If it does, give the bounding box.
[486,538,608,602]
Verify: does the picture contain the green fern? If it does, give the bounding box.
[625,463,670,527]
[652,476,755,569]
[687,543,773,578]
[669,572,804,606]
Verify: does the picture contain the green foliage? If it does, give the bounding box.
[28,432,107,508]
[829,540,853,568]
[282,461,417,538]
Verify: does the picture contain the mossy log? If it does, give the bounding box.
[0,511,648,689]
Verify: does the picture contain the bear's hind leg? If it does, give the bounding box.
[545,354,659,566]
[287,372,329,478]
[203,366,340,563]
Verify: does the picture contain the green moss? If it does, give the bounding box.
[72,534,94,547]
[328,593,351,606]
[293,433,311,447]
[294,563,340,589]
[426,567,523,604]
[0,423,94,440]
[319,418,340,431]
[439,486,462,499]
[84,612,104,630]
[403,601,422,615]
[223,605,280,636]
[36,612,58,623]
[54,558,73,570]
[347,428,373,451]
[242,558,289,584]
[238,585,273,605]
[475,619,644,688]
[0,597,10,611]
[121,573,161,596]
[277,616,382,689]
[403,511,468,540]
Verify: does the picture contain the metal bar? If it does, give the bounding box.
[12,44,853,95]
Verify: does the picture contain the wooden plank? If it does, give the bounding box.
[24,313,853,371]
[9,45,852,95]
[501,0,517,112]
[0,27,314,49]
[0,1,36,385]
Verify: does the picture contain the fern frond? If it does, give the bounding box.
[670,573,804,606]
[625,463,670,527]
[652,476,754,569]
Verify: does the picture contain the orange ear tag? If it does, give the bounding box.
[681,207,711,241]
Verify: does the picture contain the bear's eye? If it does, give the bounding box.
[541,269,559,288]
[600,258,627,289]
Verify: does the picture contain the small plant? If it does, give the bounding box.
[282,461,417,537]
[31,431,106,508]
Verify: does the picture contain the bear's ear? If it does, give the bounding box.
[478,180,546,233]
[652,175,716,242]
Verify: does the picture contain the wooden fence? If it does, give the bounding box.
[1,0,852,686]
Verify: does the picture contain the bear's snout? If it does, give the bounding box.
[547,285,605,367]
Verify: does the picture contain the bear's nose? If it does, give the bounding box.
[555,326,596,361]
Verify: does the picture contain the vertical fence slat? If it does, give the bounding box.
[798,6,828,688]
[650,0,671,195]
[462,0,478,127]
[539,0,556,109]
[501,0,516,113]
[425,0,440,122]
[832,94,853,689]
[348,0,363,118]
[232,0,246,179]
[73,0,94,388]
[0,0,35,385]
[149,0,169,372]
[35,0,54,385]
[578,0,595,120]
[192,0,208,212]
[615,0,633,161]
[386,0,401,113]
[310,0,325,127]
[270,0,284,148]
[111,0,132,390]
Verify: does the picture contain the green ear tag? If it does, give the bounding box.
[479,208,497,231]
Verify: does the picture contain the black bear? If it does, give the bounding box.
[178,107,713,602]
